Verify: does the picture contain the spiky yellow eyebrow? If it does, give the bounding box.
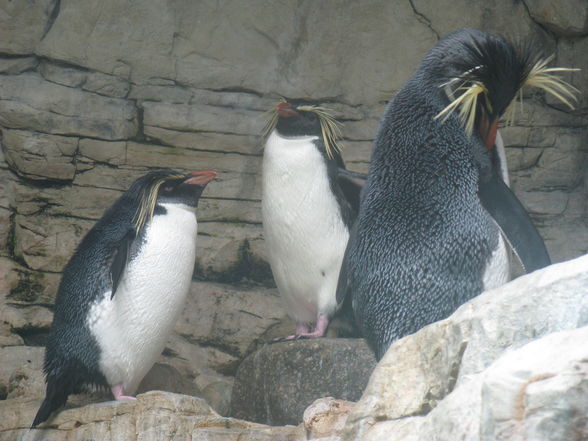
[132,174,184,233]
[297,105,343,160]
[434,55,579,136]
[262,103,344,160]
[434,80,487,136]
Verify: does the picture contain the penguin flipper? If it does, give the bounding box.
[478,172,551,273]
[32,379,69,427]
[336,220,359,307]
[337,168,366,213]
[110,229,135,298]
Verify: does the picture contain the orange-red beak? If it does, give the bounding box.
[480,118,499,150]
[276,102,298,118]
[184,170,218,187]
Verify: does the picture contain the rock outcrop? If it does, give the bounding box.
[230,338,376,426]
[342,253,588,441]
[1,391,305,441]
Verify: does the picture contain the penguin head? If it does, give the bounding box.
[424,28,578,151]
[263,100,343,159]
[156,169,217,206]
[130,169,217,233]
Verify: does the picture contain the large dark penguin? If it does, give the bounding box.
[262,101,363,339]
[337,28,578,359]
[32,169,217,427]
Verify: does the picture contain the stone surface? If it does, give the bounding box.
[525,0,588,37]
[0,56,38,75]
[343,253,588,440]
[0,0,58,54]
[177,281,288,366]
[2,129,78,181]
[0,346,44,402]
[0,73,138,140]
[304,397,354,440]
[353,326,588,441]
[230,338,377,426]
[0,391,306,441]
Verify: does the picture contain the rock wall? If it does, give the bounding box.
[0,0,587,435]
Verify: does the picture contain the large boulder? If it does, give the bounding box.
[230,338,377,426]
[342,253,588,440]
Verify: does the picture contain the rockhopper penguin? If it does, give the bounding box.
[262,101,363,339]
[32,169,217,427]
[336,28,578,359]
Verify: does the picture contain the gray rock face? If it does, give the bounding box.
[525,0,588,37]
[230,338,377,426]
[343,253,588,441]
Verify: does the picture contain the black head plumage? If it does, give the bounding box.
[126,168,217,234]
[263,100,343,160]
[338,28,579,360]
[425,29,577,147]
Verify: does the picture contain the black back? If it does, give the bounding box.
[339,29,544,359]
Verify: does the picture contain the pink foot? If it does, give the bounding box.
[273,315,329,342]
[295,314,329,338]
[274,323,310,342]
[111,383,137,401]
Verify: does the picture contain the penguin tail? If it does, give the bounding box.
[31,380,69,428]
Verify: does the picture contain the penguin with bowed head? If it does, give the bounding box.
[32,168,217,427]
[262,101,363,339]
[337,28,578,359]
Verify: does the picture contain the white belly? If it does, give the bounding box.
[482,232,510,291]
[87,203,198,393]
[262,131,349,324]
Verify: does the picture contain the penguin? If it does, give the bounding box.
[262,101,363,339]
[32,168,217,427]
[336,28,578,359]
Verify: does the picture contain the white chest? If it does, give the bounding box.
[87,203,198,393]
[261,131,349,322]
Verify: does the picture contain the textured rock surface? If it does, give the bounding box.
[343,253,588,441]
[0,391,305,441]
[304,397,355,440]
[230,338,377,426]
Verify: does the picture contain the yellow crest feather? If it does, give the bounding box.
[263,102,343,160]
[435,55,579,135]
[132,174,183,233]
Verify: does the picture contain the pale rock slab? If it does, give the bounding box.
[0,391,306,441]
[343,254,588,440]
[176,281,287,362]
[0,73,137,140]
[304,397,355,440]
[2,129,78,181]
[0,0,58,54]
[525,0,588,36]
[0,56,38,75]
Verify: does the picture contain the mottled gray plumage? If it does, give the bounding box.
[337,29,567,359]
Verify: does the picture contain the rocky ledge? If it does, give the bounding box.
[1,254,587,441]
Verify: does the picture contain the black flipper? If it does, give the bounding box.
[337,168,366,213]
[31,379,68,427]
[336,220,359,307]
[110,229,135,298]
[478,171,551,273]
